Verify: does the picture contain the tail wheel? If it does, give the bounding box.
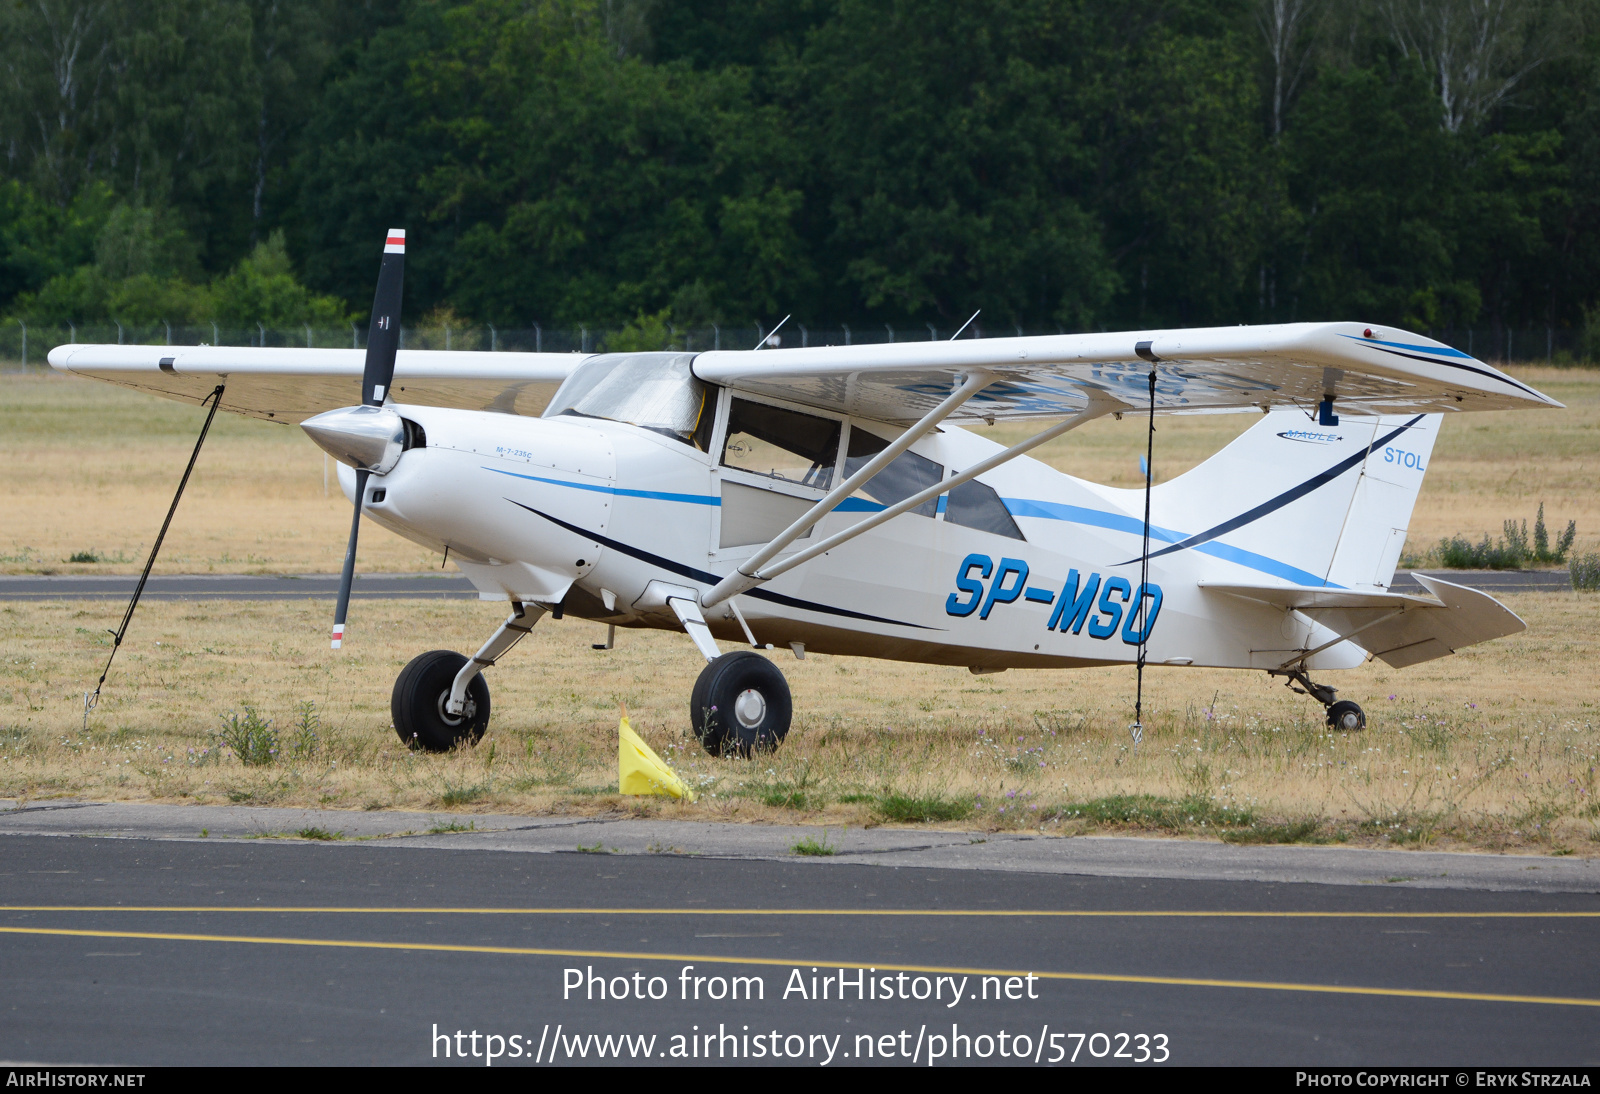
[690,651,791,758]
[392,649,490,752]
[1326,699,1366,732]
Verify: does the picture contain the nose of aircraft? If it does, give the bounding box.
[302,404,405,474]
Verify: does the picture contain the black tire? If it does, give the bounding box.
[690,651,791,758]
[1326,699,1366,732]
[392,649,490,752]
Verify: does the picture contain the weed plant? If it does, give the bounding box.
[1423,504,1577,569]
[1571,552,1600,591]
[216,707,277,766]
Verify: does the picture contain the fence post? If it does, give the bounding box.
[68,322,75,345]
[842,323,850,346]
[257,322,265,347]
[533,323,540,353]
[164,320,171,346]
[581,327,589,353]
[19,320,25,367]
[713,323,720,351]
[211,321,220,346]
[885,324,894,343]
[351,322,358,349]
[926,322,936,341]
[305,323,312,349]
[798,323,808,348]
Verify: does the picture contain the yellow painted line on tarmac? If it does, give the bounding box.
[0,906,1597,918]
[0,924,1595,1009]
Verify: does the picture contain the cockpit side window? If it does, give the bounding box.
[946,478,1026,540]
[721,398,841,489]
[542,352,707,446]
[844,427,943,517]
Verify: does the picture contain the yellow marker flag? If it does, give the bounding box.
[618,713,697,801]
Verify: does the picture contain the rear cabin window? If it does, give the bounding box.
[946,479,1025,540]
[844,428,944,518]
[721,399,841,489]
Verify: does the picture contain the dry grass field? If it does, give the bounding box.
[1,365,1597,851]
[3,365,1596,574]
[0,594,1596,850]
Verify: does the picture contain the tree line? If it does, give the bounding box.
[3,0,1598,354]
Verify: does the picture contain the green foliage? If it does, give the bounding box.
[217,707,278,766]
[1571,552,1600,592]
[4,0,1600,336]
[601,309,676,352]
[209,232,348,326]
[1430,504,1578,569]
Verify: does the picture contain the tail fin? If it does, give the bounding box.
[1148,408,1439,589]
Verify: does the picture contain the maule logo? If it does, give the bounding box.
[1277,429,1343,444]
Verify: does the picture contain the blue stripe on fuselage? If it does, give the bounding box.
[484,465,884,511]
[482,462,1335,588]
[1001,496,1337,586]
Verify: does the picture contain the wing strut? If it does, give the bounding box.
[700,370,997,608]
[701,386,1129,610]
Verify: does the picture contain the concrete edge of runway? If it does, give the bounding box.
[2,799,1594,893]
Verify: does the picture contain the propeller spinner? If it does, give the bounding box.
[303,229,406,649]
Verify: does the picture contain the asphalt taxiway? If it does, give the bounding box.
[0,802,1594,1066]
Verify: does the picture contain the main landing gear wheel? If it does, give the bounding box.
[1326,699,1366,732]
[392,649,491,752]
[690,651,792,758]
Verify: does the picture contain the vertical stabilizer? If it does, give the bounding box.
[1322,413,1440,589]
[1135,408,1439,589]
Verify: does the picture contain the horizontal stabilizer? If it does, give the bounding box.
[1200,575,1526,668]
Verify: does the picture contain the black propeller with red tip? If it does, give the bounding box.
[329,228,405,649]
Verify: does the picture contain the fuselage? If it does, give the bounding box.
[346,372,1419,674]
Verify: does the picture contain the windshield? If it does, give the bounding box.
[543,353,709,446]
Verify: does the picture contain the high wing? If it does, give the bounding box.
[692,321,1560,424]
[1200,574,1527,669]
[47,344,583,423]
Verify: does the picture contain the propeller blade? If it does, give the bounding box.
[332,468,370,648]
[362,228,406,407]
[332,229,404,649]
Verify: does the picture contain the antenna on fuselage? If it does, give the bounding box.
[755,315,791,350]
[950,310,981,340]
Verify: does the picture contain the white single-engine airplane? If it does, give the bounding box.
[51,232,1561,755]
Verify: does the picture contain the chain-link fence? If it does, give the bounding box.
[1,319,1594,371]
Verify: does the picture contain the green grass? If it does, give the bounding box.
[295,826,341,841]
[1050,794,1253,829]
[791,833,837,856]
[1220,819,1330,845]
[427,820,477,834]
[437,782,489,807]
[875,791,972,823]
